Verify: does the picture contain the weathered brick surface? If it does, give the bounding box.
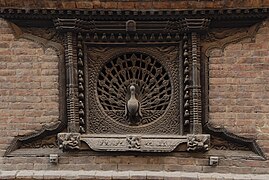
[0,18,59,157]
[209,20,269,155]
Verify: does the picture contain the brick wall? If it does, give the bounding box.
[209,20,269,156]
[1,16,269,176]
[0,18,59,157]
[0,0,269,10]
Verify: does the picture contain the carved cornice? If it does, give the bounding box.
[0,8,268,22]
[181,18,210,32]
[0,8,267,31]
[53,18,210,38]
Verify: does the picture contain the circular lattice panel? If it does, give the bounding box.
[97,52,172,126]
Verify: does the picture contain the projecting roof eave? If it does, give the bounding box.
[0,7,269,28]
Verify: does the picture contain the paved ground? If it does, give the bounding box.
[1,170,269,179]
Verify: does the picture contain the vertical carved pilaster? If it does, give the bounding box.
[181,18,210,135]
[190,32,202,134]
[65,32,79,133]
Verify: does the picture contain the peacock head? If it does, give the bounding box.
[130,85,136,93]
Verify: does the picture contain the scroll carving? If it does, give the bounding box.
[21,136,58,149]
[202,22,262,57]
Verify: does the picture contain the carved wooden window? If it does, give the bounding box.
[1,9,265,158]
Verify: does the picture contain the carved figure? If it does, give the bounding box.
[58,133,80,150]
[124,85,142,125]
[126,136,141,149]
[187,135,210,151]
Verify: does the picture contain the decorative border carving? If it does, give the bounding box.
[77,33,86,134]
[182,34,190,134]
[81,134,188,152]
[202,22,262,57]
[1,8,268,23]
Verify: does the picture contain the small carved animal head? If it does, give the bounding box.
[130,85,136,93]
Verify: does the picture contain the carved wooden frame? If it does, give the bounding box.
[53,18,212,152]
[0,8,266,158]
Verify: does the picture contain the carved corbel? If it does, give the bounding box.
[58,133,80,150]
[187,134,210,151]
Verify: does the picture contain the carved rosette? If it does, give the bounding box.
[58,133,80,150]
[187,134,210,151]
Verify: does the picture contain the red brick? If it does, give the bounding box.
[101,2,117,9]
[92,0,101,8]
[136,2,153,9]
[152,1,171,9]
[62,2,76,9]
[118,2,135,9]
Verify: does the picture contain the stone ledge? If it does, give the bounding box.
[1,170,269,180]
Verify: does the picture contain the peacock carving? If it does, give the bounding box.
[124,85,142,125]
[97,52,172,126]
